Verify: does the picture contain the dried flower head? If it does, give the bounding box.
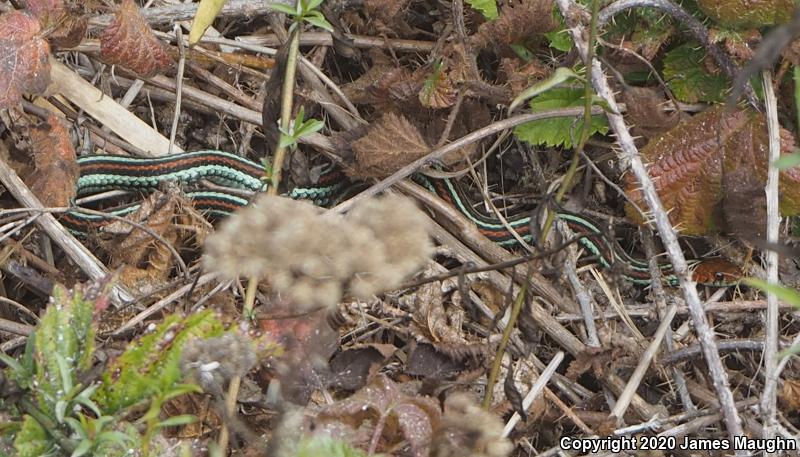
[203,194,432,309]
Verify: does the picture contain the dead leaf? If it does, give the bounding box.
[419,64,457,109]
[622,87,680,139]
[328,344,396,391]
[25,0,87,48]
[624,106,800,235]
[349,112,430,179]
[779,378,800,410]
[0,10,51,109]
[100,0,172,77]
[471,0,557,50]
[316,374,441,457]
[29,113,78,207]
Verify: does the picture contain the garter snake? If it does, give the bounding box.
[64,150,741,287]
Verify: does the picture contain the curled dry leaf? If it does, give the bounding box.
[349,112,431,179]
[622,87,680,139]
[624,105,800,235]
[100,0,172,77]
[25,0,87,48]
[315,374,441,457]
[0,10,51,109]
[29,113,78,207]
[471,0,557,50]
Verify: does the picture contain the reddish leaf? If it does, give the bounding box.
[624,106,800,235]
[29,113,78,207]
[25,0,87,48]
[317,374,441,457]
[100,0,172,77]
[0,11,51,109]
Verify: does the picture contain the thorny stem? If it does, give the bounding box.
[483,276,528,409]
[269,27,301,196]
[556,0,747,449]
[537,0,600,247]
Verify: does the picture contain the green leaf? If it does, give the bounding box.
[294,436,368,457]
[157,414,198,428]
[774,152,800,170]
[189,0,229,45]
[33,285,99,416]
[513,87,609,148]
[268,2,299,15]
[305,0,325,13]
[303,13,334,32]
[13,416,49,457]
[509,66,581,113]
[663,43,728,103]
[279,132,298,149]
[93,310,225,414]
[742,278,800,308]
[294,118,325,138]
[545,29,572,52]
[71,439,92,457]
[465,0,498,19]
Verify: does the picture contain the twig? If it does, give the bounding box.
[610,304,676,422]
[0,159,134,305]
[483,275,528,409]
[760,69,781,440]
[557,0,746,447]
[502,351,565,437]
[109,273,219,336]
[168,24,186,154]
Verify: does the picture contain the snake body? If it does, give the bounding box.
[65,151,740,287]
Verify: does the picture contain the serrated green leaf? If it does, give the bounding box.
[509,67,581,113]
[774,152,800,170]
[545,29,572,52]
[663,43,728,103]
[743,278,800,308]
[513,87,609,148]
[189,0,229,45]
[94,310,225,414]
[13,416,49,457]
[465,0,497,19]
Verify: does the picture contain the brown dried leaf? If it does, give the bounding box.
[0,11,51,109]
[624,106,800,235]
[419,65,457,109]
[317,374,441,457]
[566,346,611,380]
[100,0,172,77]
[779,378,800,410]
[471,0,557,50]
[25,0,87,48]
[622,87,680,139]
[29,113,77,207]
[349,112,430,179]
[499,57,549,95]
